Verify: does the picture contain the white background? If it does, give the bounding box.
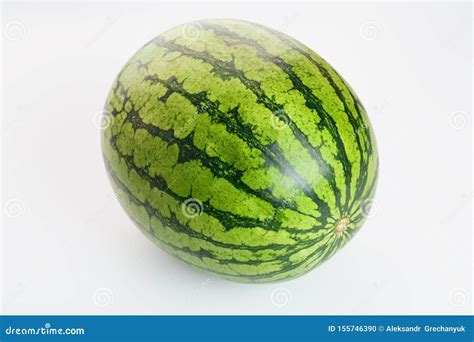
[2,1,472,315]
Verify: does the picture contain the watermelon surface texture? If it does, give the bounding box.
[102,19,379,283]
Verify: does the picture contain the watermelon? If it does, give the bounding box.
[101,19,378,283]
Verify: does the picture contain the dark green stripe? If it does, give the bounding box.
[142,217,289,267]
[248,21,377,214]
[107,80,330,236]
[151,37,333,219]
[108,114,278,231]
[199,23,352,214]
[141,71,321,222]
[337,78,377,212]
[349,165,379,221]
[107,158,338,280]
[105,156,296,251]
[263,30,370,210]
